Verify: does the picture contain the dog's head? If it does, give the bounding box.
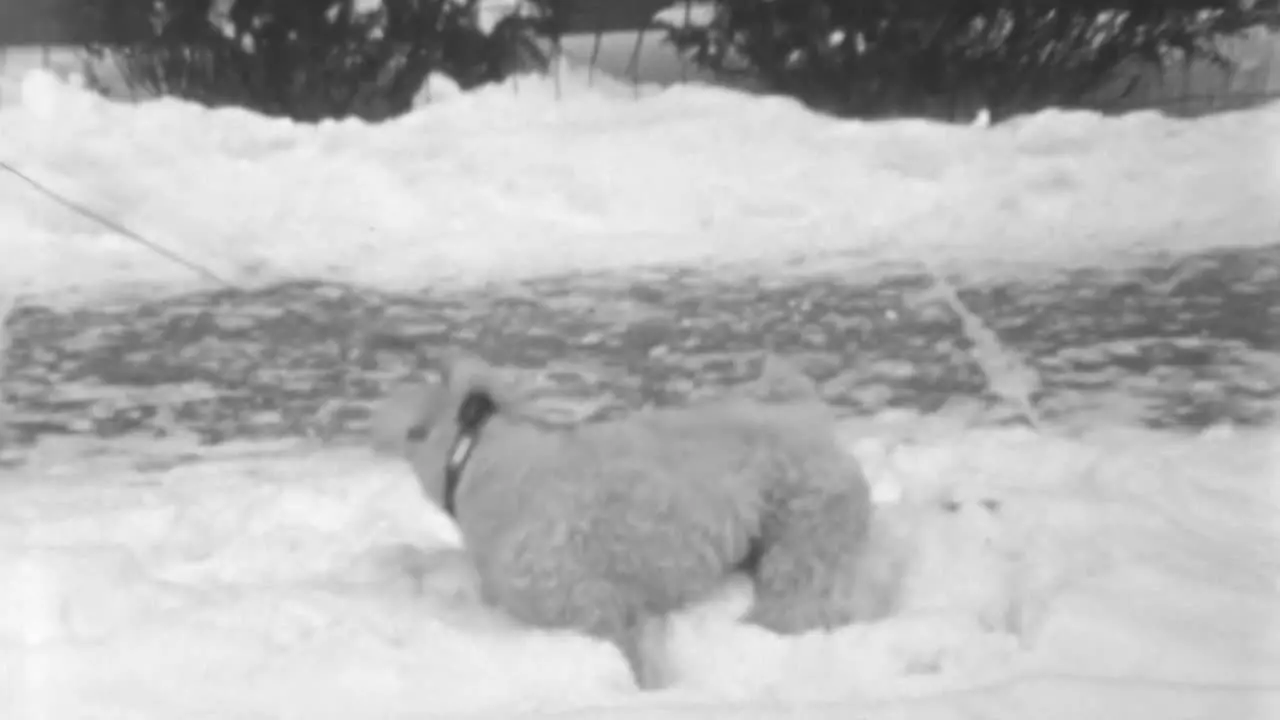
[370,351,525,511]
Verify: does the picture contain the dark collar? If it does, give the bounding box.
[442,390,498,517]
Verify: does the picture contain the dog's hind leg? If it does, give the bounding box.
[611,612,673,690]
[742,490,869,634]
[588,603,673,691]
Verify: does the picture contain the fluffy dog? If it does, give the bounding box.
[371,352,873,690]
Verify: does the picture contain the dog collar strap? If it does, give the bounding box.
[443,391,497,517]
[443,434,475,516]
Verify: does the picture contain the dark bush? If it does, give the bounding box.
[63,0,560,121]
[658,0,1280,121]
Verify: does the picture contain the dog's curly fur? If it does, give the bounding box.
[371,352,873,690]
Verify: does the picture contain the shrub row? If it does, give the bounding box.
[661,0,1279,120]
[65,0,1279,122]
[67,0,558,121]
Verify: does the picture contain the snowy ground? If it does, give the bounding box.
[0,66,1278,719]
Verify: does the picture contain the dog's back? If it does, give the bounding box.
[457,410,764,610]
[455,396,861,624]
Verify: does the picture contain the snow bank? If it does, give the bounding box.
[0,419,1277,719]
[654,1,716,29]
[1,68,1275,306]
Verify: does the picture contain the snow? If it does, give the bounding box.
[469,0,545,35]
[2,425,1278,718]
[1,65,1279,719]
[654,1,717,29]
[1,65,1276,305]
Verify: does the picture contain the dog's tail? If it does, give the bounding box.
[734,354,824,405]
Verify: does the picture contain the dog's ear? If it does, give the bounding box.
[455,388,499,432]
[436,350,533,413]
[736,354,823,405]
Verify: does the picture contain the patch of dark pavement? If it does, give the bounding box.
[1,245,1276,452]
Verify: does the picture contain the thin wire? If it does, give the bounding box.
[0,160,312,444]
[0,159,239,289]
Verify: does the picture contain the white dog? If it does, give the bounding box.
[372,352,873,689]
